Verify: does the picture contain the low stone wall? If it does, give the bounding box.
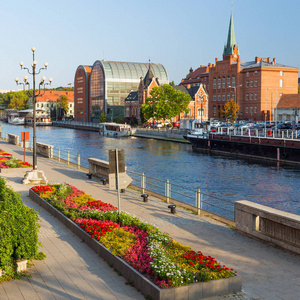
[235,200,300,254]
[8,134,19,145]
[133,128,188,141]
[88,158,110,179]
[36,142,53,158]
[29,189,242,299]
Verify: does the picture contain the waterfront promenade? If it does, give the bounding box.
[0,141,300,299]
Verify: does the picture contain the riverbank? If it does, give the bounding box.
[1,140,300,299]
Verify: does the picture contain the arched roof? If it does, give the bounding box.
[91,60,168,83]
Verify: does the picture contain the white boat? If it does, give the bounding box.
[7,113,25,125]
[99,123,131,137]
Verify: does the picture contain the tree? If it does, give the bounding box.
[57,95,69,116]
[169,81,175,87]
[141,84,190,123]
[220,99,239,123]
[100,111,107,123]
[6,91,28,110]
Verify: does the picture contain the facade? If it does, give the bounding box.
[74,60,168,123]
[275,94,300,123]
[74,65,92,122]
[74,60,169,122]
[175,84,208,122]
[28,90,74,119]
[180,13,299,121]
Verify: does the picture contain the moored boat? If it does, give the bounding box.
[7,112,25,125]
[99,123,131,137]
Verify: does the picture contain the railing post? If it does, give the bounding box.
[141,173,145,194]
[67,151,70,165]
[30,140,32,150]
[58,149,60,161]
[166,179,170,204]
[77,154,80,169]
[197,189,201,215]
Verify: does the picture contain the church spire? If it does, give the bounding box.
[223,12,239,57]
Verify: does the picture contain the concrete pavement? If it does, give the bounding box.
[0,140,300,300]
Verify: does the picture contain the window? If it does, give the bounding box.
[250,93,253,100]
[246,80,249,88]
[254,80,257,87]
[218,78,221,89]
[222,77,225,88]
[207,83,209,90]
[227,94,230,101]
[254,93,257,100]
[227,77,230,88]
[255,71,258,76]
[214,106,216,114]
[250,80,253,87]
[198,108,204,116]
[204,77,206,81]
[218,94,221,101]
[47,104,49,107]
[232,76,235,87]
[213,78,216,89]
[222,94,225,101]
[250,106,253,114]
[37,103,39,107]
[280,71,283,76]
[254,106,257,113]
[246,94,249,101]
[246,106,249,113]
[213,95,216,101]
[280,79,283,87]
[246,72,249,77]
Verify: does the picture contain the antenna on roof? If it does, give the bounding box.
[148,58,151,70]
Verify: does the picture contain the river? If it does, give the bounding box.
[1,122,300,219]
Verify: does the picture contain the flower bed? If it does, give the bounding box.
[29,184,241,299]
[0,149,32,172]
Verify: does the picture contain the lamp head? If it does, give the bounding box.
[40,76,46,83]
[23,76,28,83]
[19,61,24,67]
[14,77,19,83]
[44,62,48,68]
[48,78,53,84]
[33,60,37,66]
[31,47,36,52]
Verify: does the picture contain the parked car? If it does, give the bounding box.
[275,123,292,130]
[172,122,180,127]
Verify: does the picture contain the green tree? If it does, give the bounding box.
[169,81,175,87]
[100,111,107,123]
[6,91,28,110]
[57,95,69,116]
[141,84,190,123]
[220,99,239,122]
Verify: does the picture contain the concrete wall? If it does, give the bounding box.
[235,200,300,254]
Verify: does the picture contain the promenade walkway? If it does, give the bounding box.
[0,141,299,300]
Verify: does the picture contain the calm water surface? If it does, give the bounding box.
[1,123,300,217]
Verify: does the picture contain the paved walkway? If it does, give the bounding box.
[0,141,300,300]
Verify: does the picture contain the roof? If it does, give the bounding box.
[180,66,209,85]
[34,90,74,102]
[125,91,138,102]
[240,60,298,70]
[223,13,239,56]
[143,65,159,88]
[173,85,190,95]
[277,94,300,109]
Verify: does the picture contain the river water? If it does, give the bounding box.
[1,122,300,219]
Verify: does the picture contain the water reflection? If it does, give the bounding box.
[1,122,299,216]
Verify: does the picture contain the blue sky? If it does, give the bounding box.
[1,0,300,91]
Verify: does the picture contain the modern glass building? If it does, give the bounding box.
[89,60,168,122]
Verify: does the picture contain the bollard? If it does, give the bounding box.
[67,151,70,165]
[77,154,80,169]
[141,173,145,195]
[58,149,60,161]
[165,180,170,204]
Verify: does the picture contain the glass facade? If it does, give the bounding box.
[89,61,168,121]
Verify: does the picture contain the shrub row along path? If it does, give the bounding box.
[0,141,299,300]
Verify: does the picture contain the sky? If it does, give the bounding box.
[1,0,300,91]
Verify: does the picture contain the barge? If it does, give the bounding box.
[184,132,300,164]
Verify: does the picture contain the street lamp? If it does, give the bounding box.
[265,88,270,136]
[15,47,52,184]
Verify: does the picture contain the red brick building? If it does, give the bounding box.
[180,13,299,121]
[74,65,92,122]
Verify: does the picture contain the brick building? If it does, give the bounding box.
[180,13,299,121]
[275,94,300,123]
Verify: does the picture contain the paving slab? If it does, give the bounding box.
[1,140,300,299]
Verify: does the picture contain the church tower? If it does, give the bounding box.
[223,13,239,61]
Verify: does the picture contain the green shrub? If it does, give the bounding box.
[0,178,41,275]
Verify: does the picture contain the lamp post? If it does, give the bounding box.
[15,47,52,184]
[264,88,271,136]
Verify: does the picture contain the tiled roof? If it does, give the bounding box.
[125,91,138,102]
[35,90,74,103]
[277,94,300,109]
[180,66,209,85]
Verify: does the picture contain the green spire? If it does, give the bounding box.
[223,13,239,56]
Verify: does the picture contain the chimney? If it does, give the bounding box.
[255,57,261,63]
[267,57,271,63]
[215,58,218,63]
[273,58,276,64]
